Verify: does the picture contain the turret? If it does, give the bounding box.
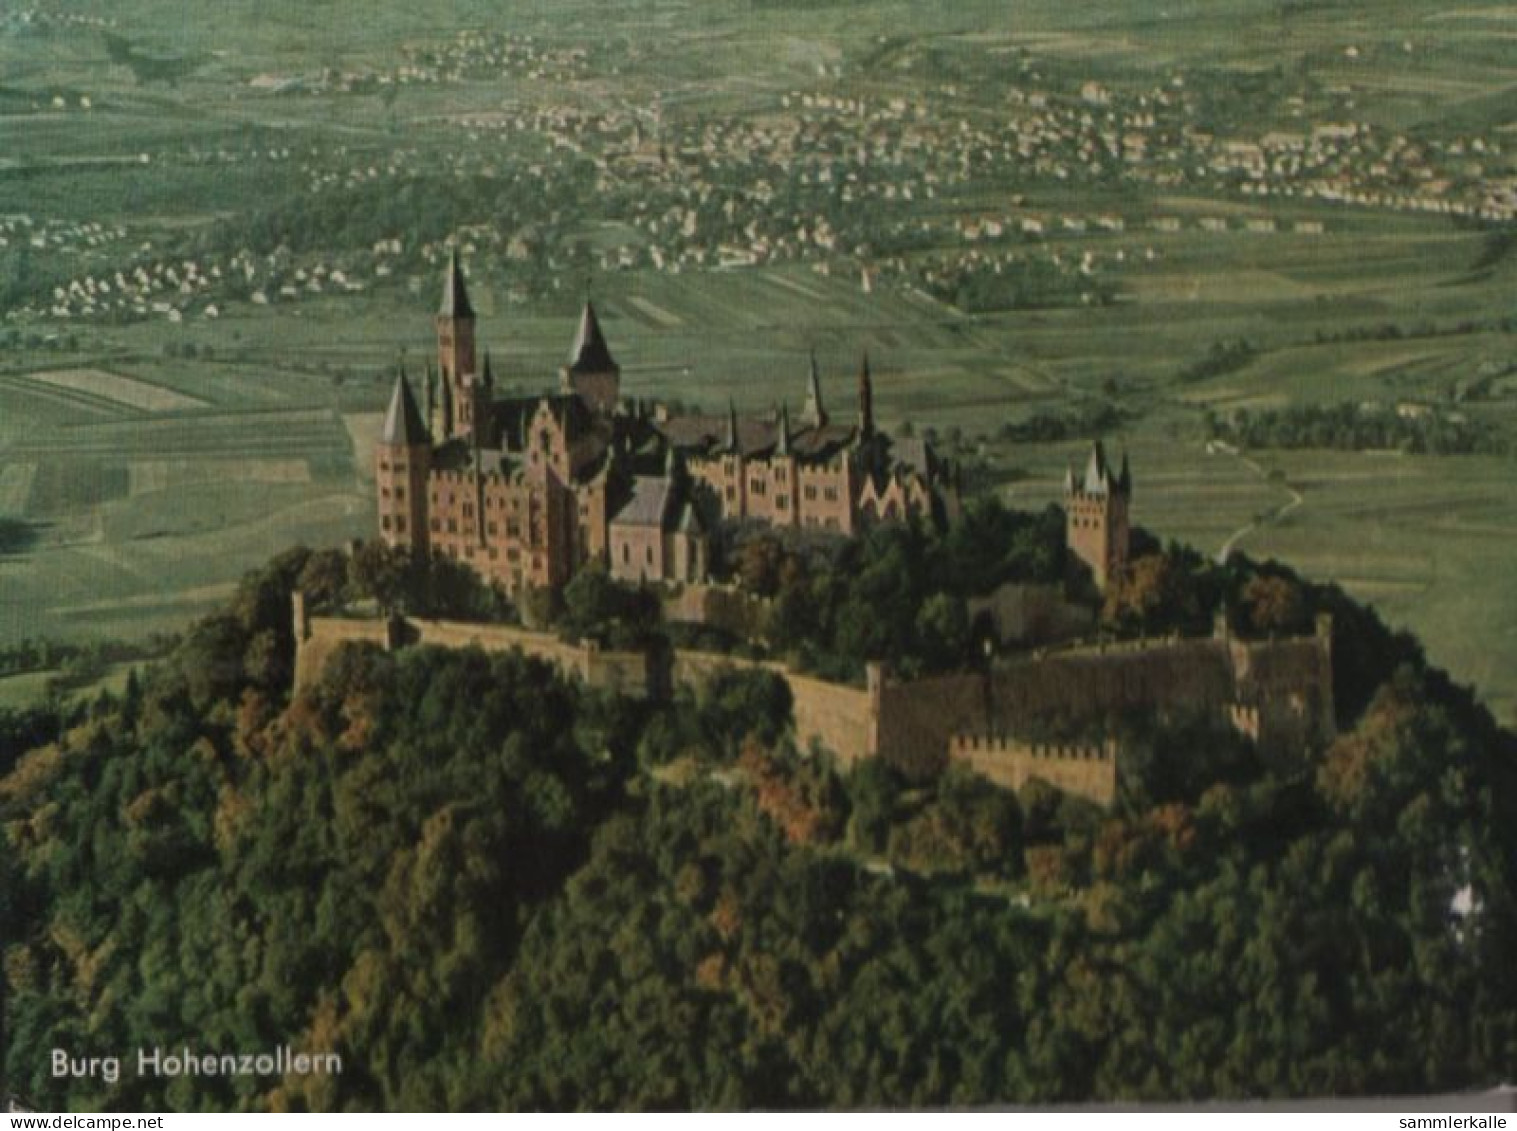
[561,299,621,414]
[725,398,741,454]
[857,350,874,440]
[435,250,478,440]
[1065,439,1131,590]
[803,351,827,429]
[376,369,432,555]
[776,402,792,457]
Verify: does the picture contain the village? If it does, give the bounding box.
[5,18,1514,332]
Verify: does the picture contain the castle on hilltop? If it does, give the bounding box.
[376,254,962,594]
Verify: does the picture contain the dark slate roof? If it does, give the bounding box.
[803,353,827,428]
[380,371,428,446]
[1079,439,1130,496]
[657,412,856,462]
[613,475,674,528]
[567,301,617,373]
[439,250,475,319]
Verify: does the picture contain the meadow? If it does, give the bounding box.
[0,0,1513,719]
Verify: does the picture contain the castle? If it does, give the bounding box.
[375,254,962,595]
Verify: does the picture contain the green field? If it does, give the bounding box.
[1,0,1514,719]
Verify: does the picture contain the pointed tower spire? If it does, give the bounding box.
[1082,440,1111,495]
[776,402,792,457]
[439,248,475,319]
[439,373,454,438]
[424,362,436,435]
[722,400,737,453]
[857,349,874,440]
[568,300,616,373]
[483,349,495,390]
[381,368,428,446]
[803,351,827,429]
[1118,450,1133,496]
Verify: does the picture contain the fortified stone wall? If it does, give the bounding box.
[669,649,874,765]
[948,734,1118,806]
[293,596,1335,801]
[871,629,1334,777]
[405,618,654,698]
[291,595,390,692]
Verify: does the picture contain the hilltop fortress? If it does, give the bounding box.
[342,257,1337,805]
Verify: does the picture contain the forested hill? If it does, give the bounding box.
[3,546,1517,1110]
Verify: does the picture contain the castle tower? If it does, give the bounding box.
[803,351,828,428]
[1064,440,1131,590]
[561,300,621,414]
[436,250,479,440]
[857,350,874,440]
[376,369,432,556]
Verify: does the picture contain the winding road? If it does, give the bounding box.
[1211,439,1305,564]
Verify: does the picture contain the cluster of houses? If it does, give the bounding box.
[11,26,1516,330]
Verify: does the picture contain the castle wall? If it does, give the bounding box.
[670,649,874,765]
[948,734,1118,806]
[291,615,390,693]
[294,600,1335,801]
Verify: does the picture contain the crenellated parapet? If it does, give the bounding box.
[948,732,1119,806]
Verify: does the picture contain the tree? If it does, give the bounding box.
[349,541,409,612]
[1243,573,1305,636]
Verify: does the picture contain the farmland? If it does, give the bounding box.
[0,0,1514,719]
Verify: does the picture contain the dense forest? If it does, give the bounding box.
[2,531,1517,1110]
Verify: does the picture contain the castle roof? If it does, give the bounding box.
[1077,440,1130,497]
[613,475,675,529]
[803,352,827,428]
[657,411,856,462]
[567,300,616,373]
[380,370,428,446]
[439,249,475,319]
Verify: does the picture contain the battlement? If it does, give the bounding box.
[948,732,1119,806]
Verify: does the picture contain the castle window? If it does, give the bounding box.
[488,522,498,536]
[381,516,391,531]
[622,543,630,565]
[396,517,406,533]
[645,545,654,565]
[394,488,405,501]
[508,520,521,538]
[804,485,817,501]
[777,495,789,509]
[430,519,440,533]
[380,487,390,499]
[824,486,839,502]
[448,520,458,534]
[379,460,389,472]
